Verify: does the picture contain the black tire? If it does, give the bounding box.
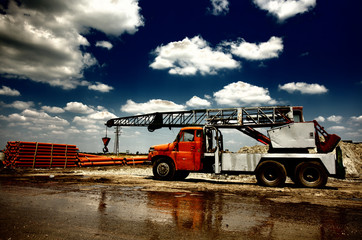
[256,160,287,187]
[174,171,190,180]
[153,158,176,181]
[295,161,328,188]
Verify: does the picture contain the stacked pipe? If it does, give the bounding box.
[78,153,149,167]
[3,141,78,168]
[124,156,149,165]
[78,153,124,167]
[2,141,150,168]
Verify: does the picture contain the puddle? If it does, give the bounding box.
[0,179,361,239]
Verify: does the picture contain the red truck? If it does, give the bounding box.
[106,106,345,188]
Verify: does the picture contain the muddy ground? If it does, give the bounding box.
[1,166,362,240]
[2,165,362,208]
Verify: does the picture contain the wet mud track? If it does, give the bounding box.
[0,166,361,240]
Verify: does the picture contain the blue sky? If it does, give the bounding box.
[0,0,361,153]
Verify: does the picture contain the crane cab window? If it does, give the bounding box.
[293,110,303,122]
[175,129,202,142]
[180,130,194,142]
[292,107,304,122]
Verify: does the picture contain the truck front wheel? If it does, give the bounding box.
[256,160,287,187]
[153,158,176,181]
[295,161,328,188]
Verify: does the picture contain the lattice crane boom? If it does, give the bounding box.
[106,106,304,132]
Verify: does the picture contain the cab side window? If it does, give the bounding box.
[181,130,194,142]
[294,112,302,122]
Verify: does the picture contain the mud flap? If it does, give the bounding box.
[335,146,345,179]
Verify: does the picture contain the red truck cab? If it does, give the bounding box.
[148,127,205,180]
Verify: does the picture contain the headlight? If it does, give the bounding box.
[149,147,154,153]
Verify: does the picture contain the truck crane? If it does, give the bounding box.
[105,106,345,188]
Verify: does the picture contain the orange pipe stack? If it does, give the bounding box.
[3,141,150,168]
[124,156,149,165]
[3,141,79,168]
[78,153,125,167]
[77,153,149,167]
[3,141,19,168]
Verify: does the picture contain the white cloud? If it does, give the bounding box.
[0,0,143,90]
[0,85,20,96]
[350,115,362,124]
[71,0,144,36]
[314,116,325,122]
[47,124,64,131]
[95,41,113,50]
[50,130,66,135]
[209,0,229,16]
[1,109,69,126]
[150,36,240,75]
[41,106,65,114]
[22,109,40,118]
[186,96,211,108]
[345,129,362,139]
[88,111,117,120]
[66,102,116,125]
[213,81,277,106]
[300,52,309,57]
[328,126,347,132]
[0,113,27,122]
[278,82,328,94]
[84,128,100,134]
[64,102,94,114]
[88,82,114,93]
[327,115,343,124]
[253,0,317,21]
[67,127,81,134]
[3,100,35,110]
[72,109,117,132]
[0,101,118,152]
[121,99,186,114]
[227,36,283,60]
[73,116,96,125]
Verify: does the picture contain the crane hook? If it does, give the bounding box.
[102,126,111,153]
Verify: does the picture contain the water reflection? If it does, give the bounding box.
[148,192,212,231]
[0,179,360,240]
[89,184,361,239]
[146,191,270,234]
[144,190,356,239]
[98,190,107,213]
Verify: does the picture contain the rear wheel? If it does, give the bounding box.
[256,160,287,187]
[153,158,176,181]
[295,161,328,188]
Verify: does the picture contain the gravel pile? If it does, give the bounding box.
[339,142,362,178]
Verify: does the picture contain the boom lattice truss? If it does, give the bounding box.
[106,106,298,132]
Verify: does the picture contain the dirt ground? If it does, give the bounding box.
[1,141,361,239]
[1,165,361,208]
[1,165,362,240]
[1,140,361,209]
